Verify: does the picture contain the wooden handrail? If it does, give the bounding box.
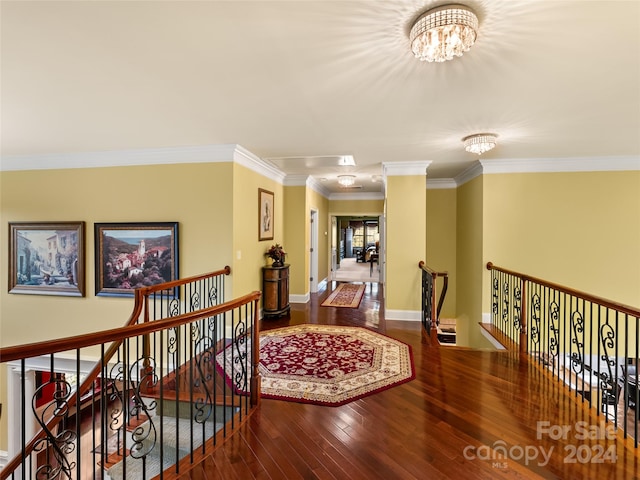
[418,261,448,278]
[486,262,640,317]
[418,261,449,344]
[0,267,236,480]
[0,291,259,362]
[418,261,449,320]
[135,265,231,297]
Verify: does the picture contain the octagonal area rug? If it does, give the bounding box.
[215,324,414,406]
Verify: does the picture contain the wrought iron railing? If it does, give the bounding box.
[486,262,640,446]
[0,267,262,479]
[418,261,449,343]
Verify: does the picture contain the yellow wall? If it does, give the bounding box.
[455,176,485,347]
[385,176,426,313]
[483,171,640,309]
[283,186,307,295]
[426,188,457,319]
[232,164,284,299]
[308,188,330,283]
[328,198,384,215]
[0,163,235,347]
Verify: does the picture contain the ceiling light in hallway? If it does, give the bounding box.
[410,4,478,63]
[338,175,356,187]
[463,133,498,155]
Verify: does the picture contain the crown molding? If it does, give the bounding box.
[306,176,332,198]
[283,175,332,198]
[283,174,310,187]
[328,192,385,201]
[382,161,432,177]
[479,156,640,174]
[0,143,289,185]
[0,144,241,171]
[452,155,640,187]
[426,178,457,189]
[454,161,484,186]
[233,145,286,183]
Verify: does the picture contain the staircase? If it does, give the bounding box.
[436,318,456,345]
[0,267,262,480]
[104,400,237,480]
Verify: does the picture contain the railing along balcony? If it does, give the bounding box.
[0,267,262,480]
[486,262,640,446]
[418,261,448,344]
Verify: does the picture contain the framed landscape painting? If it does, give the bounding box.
[94,222,179,297]
[8,221,85,297]
[258,188,274,241]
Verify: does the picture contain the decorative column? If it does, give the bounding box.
[382,161,431,320]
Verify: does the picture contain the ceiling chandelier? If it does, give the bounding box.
[410,4,478,63]
[337,175,356,187]
[463,133,498,155]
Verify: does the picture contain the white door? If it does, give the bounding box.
[330,216,337,280]
[378,215,385,286]
[309,209,318,293]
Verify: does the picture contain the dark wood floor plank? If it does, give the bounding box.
[164,280,639,479]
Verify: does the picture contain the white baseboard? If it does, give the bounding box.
[482,312,492,323]
[317,278,327,291]
[0,450,7,470]
[290,293,310,304]
[384,309,421,321]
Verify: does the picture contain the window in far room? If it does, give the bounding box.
[352,221,365,249]
[365,222,379,248]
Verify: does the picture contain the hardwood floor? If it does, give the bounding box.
[176,281,639,480]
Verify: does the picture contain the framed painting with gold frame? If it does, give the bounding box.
[258,188,274,241]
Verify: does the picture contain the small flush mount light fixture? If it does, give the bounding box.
[338,155,356,166]
[410,4,478,63]
[463,133,498,155]
[338,175,356,187]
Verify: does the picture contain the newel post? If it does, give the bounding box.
[430,271,439,343]
[520,278,528,356]
[140,290,153,394]
[250,298,261,406]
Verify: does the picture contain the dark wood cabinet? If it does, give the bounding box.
[262,264,290,318]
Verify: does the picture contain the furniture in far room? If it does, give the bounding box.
[262,264,290,318]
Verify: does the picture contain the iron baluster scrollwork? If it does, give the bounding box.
[530,293,541,348]
[233,321,249,392]
[167,297,182,372]
[190,291,201,312]
[107,362,126,434]
[549,301,561,363]
[501,281,510,324]
[128,357,158,459]
[208,286,218,307]
[600,322,617,388]
[168,297,180,317]
[570,310,585,375]
[513,284,522,331]
[193,336,214,424]
[491,276,499,317]
[32,377,77,480]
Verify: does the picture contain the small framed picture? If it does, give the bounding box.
[8,221,85,297]
[94,222,178,297]
[258,188,274,241]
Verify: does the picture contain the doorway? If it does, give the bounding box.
[331,215,382,283]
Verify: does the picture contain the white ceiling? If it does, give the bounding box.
[1,1,639,194]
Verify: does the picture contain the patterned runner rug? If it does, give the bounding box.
[215,324,414,406]
[320,283,365,308]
